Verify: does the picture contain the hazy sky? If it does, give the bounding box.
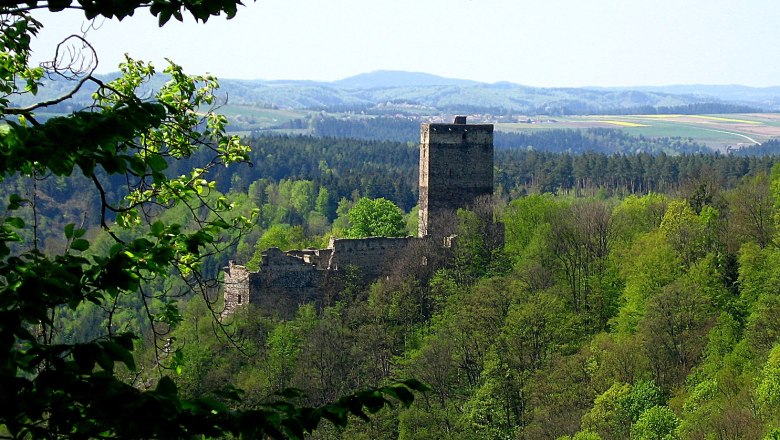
[31,0,780,87]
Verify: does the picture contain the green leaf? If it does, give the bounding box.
[401,378,431,392]
[321,407,348,428]
[64,223,75,239]
[388,386,414,405]
[147,154,168,172]
[47,0,72,12]
[70,239,90,252]
[8,194,26,210]
[276,388,304,399]
[103,340,136,371]
[95,351,115,372]
[114,333,136,350]
[198,396,229,413]
[6,217,25,229]
[150,220,165,236]
[73,344,99,372]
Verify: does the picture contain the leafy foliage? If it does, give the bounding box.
[0,2,426,438]
[345,197,406,238]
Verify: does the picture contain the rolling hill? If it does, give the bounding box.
[15,70,780,116]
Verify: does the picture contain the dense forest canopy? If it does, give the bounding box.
[162,145,780,439]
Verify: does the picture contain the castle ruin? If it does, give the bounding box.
[419,116,494,237]
[223,117,496,317]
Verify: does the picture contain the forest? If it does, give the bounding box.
[171,145,780,440]
[5,126,780,438]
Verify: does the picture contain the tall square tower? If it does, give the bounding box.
[418,116,494,237]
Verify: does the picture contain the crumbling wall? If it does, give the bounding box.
[327,236,417,280]
[247,248,329,318]
[286,248,332,269]
[226,237,419,317]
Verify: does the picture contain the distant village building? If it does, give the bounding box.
[223,117,499,318]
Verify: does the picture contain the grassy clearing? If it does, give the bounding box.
[220,105,307,129]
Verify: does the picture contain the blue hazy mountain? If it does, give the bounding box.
[13,70,780,114]
[333,70,480,89]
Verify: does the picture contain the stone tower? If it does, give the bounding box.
[418,116,494,238]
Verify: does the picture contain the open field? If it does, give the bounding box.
[496,113,780,151]
[219,105,308,130]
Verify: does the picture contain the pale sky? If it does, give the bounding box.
[30,0,780,88]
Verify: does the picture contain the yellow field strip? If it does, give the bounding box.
[594,120,650,127]
[689,115,762,124]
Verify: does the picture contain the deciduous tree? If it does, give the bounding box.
[345,197,405,238]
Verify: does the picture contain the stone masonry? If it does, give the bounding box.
[223,117,496,318]
[418,117,494,237]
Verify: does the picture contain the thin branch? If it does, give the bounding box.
[31,170,39,250]
[5,34,97,114]
[105,292,120,337]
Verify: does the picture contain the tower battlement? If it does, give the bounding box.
[418,116,494,237]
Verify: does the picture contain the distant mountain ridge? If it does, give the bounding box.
[594,84,780,109]
[333,70,480,88]
[13,69,780,114]
[214,70,780,113]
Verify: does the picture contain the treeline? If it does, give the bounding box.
[734,138,780,156]
[305,102,763,117]
[209,135,419,211]
[230,134,776,200]
[494,128,708,154]
[496,149,777,196]
[308,116,419,143]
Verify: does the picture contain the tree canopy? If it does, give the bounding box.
[345,197,406,238]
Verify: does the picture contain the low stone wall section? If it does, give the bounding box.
[246,248,328,318]
[327,236,419,280]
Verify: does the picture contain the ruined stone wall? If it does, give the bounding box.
[247,248,329,319]
[223,261,250,317]
[225,238,419,318]
[419,119,494,237]
[327,236,418,280]
[286,248,332,269]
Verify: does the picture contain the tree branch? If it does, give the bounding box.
[5,34,98,115]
